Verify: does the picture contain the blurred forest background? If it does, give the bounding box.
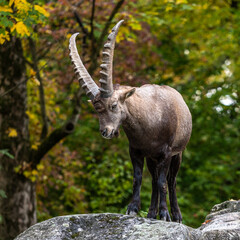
[0,0,240,239]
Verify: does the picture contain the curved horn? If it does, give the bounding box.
[99,20,124,98]
[69,33,99,100]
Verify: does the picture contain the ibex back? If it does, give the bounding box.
[69,20,192,222]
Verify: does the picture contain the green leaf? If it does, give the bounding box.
[0,149,14,159]
[0,190,7,199]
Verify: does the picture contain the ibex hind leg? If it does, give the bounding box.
[146,157,159,219]
[167,152,182,223]
[158,155,172,222]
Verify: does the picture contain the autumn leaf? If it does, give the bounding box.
[15,0,30,13]
[8,128,18,137]
[30,69,36,76]
[11,21,30,37]
[31,144,38,150]
[32,169,38,176]
[8,0,16,7]
[176,0,188,4]
[0,6,13,13]
[37,164,44,171]
[0,32,10,44]
[29,69,40,86]
[34,5,50,17]
[202,219,212,225]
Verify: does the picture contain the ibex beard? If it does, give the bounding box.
[69,20,192,222]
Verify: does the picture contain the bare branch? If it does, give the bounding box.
[90,0,96,41]
[75,0,84,8]
[28,38,48,140]
[0,78,28,98]
[74,11,89,36]
[65,0,89,36]
[37,43,54,60]
[31,89,83,168]
[88,0,125,75]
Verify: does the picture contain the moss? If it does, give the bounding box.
[71,232,80,239]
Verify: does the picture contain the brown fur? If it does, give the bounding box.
[69,21,192,222]
[91,84,192,222]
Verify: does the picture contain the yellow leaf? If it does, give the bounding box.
[16,0,30,12]
[30,176,36,182]
[0,6,13,13]
[26,110,37,121]
[30,69,36,76]
[23,170,31,178]
[9,0,21,7]
[0,35,5,45]
[166,5,173,11]
[37,164,44,171]
[11,21,30,37]
[8,128,18,137]
[31,144,38,150]
[176,0,188,4]
[9,0,15,6]
[55,106,60,113]
[32,169,38,176]
[0,33,10,45]
[14,165,21,173]
[34,5,49,17]
[129,21,142,31]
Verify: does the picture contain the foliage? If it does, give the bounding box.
[128,0,240,227]
[36,0,240,228]
[0,0,49,43]
[1,0,239,231]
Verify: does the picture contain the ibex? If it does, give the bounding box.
[69,20,192,222]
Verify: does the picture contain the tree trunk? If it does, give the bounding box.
[0,37,36,240]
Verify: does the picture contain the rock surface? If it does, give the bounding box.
[198,200,240,240]
[14,200,240,240]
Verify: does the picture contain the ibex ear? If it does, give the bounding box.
[120,88,136,102]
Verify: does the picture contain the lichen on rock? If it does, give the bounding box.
[14,200,240,240]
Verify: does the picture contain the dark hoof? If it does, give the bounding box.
[147,209,157,219]
[172,211,182,223]
[159,209,171,221]
[126,202,139,216]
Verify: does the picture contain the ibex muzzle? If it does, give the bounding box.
[69,20,192,222]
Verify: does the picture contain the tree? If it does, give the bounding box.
[0,0,128,238]
[0,1,79,239]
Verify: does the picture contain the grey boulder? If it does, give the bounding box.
[14,213,199,240]
[198,200,240,240]
[14,200,240,240]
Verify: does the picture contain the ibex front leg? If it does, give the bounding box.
[126,147,144,215]
[146,157,159,219]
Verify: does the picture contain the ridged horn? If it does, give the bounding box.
[99,20,124,98]
[69,33,99,100]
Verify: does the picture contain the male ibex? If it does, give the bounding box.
[69,20,192,222]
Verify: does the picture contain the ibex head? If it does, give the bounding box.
[69,20,136,139]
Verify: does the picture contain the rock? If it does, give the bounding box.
[205,199,240,220]
[14,200,240,240]
[198,200,240,240]
[14,213,200,240]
